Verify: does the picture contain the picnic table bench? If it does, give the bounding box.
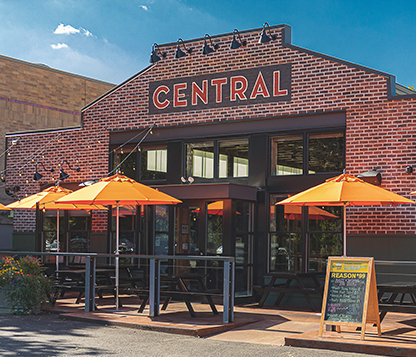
[136,273,221,317]
[377,282,416,322]
[54,268,130,307]
[252,272,323,312]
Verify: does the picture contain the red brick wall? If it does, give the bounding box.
[6,26,416,235]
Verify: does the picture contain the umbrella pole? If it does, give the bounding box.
[343,203,347,256]
[116,201,120,310]
[56,209,60,278]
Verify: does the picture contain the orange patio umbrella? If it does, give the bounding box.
[56,174,182,309]
[277,174,414,256]
[0,203,11,210]
[283,205,338,221]
[193,201,225,215]
[6,186,106,272]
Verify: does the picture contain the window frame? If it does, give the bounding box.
[110,144,168,183]
[269,129,345,177]
[184,137,249,181]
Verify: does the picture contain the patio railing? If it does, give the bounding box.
[0,251,235,323]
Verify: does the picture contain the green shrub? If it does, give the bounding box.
[0,256,54,314]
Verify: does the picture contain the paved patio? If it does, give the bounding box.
[46,293,416,356]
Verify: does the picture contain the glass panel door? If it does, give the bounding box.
[235,201,253,296]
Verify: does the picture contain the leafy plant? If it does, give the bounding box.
[0,256,54,314]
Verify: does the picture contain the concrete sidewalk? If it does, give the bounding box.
[47,294,416,356]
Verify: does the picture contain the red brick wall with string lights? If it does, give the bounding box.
[5,24,416,237]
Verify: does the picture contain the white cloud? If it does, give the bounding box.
[139,5,148,11]
[53,23,80,35]
[81,28,93,37]
[51,43,69,49]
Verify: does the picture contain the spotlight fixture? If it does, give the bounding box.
[202,34,219,55]
[406,165,414,174]
[181,176,187,184]
[188,176,194,184]
[357,169,382,186]
[258,22,277,44]
[79,179,98,187]
[230,29,247,50]
[33,162,54,181]
[175,38,194,59]
[5,185,20,197]
[149,43,167,64]
[58,159,81,181]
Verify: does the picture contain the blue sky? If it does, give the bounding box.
[0,0,415,87]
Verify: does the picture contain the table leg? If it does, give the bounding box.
[258,292,270,307]
[138,296,149,313]
[161,296,172,311]
[274,278,292,306]
[182,296,196,317]
[205,295,219,315]
[379,292,399,323]
[303,292,317,312]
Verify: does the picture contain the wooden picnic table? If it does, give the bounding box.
[55,268,125,305]
[252,272,323,312]
[377,282,416,322]
[137,273,220,317]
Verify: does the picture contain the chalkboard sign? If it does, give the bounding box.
[319,257,381,340]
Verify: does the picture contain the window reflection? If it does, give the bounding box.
[308,206,342,272]
[186,142,214,178]
[270,131,345,176]
[112,206,136,261]
[308,132,344,173]
[269,195,344,273]
[113,148,136,179]
[271,135,303,176]
[141,146,167,180]
[207,201,223,255]
[155,205,169,256]
[269,195,303,272]
[219,139,249,178]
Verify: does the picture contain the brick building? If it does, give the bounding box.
[5,24,416,296]
[0,54,115,248]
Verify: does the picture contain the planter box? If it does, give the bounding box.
[0,288,12,314]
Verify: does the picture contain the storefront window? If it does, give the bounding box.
[235,201,253,296]
[271,135,303,176]
[42,211,65,264]
[269,195,302,272]
[174,206,199,256]
[207,201,223,255]
[112,205,136,256]
[219,139,249,178]
[186,142,214,178]
[308,206,342,272]
[269,195,343,273]
[68,212,91,263]
[271,131,345,176]
[155,205,169,256]
[308,132,344,173]
[113,148,137,180]
[141,146,167,181]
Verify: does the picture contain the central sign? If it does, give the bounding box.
[148,63,291,114]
